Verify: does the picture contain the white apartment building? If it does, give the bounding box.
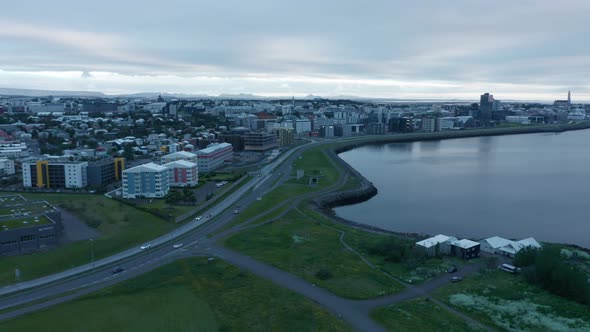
[122,163,170,199]
[0,158,15,176]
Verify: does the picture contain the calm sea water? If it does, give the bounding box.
[335,130,590,248]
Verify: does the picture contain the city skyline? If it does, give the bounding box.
[1,1,590,101]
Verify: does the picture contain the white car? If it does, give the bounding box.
[140,244,152,250]
[173,243,183,249]
[195,216,202,221]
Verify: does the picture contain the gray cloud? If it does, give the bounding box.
[1,0,589,99]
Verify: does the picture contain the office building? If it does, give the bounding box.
[244,132,278,151]
[334,124,352,137]
[0,158,15,176]
[122,163,170,199]
[22,160,88,189]
[164,160,198,187]
[294,119,312,134]
[87,157,125,187]
[366,122,385,135]
[275,128,294,146]
[422,117,437,132]
[219,134,245,151]
[0,142,29,159]
[319,125,334,138]
[479,93,495,121]
[196,142,233,173]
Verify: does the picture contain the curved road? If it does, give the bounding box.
[0,136,496,332]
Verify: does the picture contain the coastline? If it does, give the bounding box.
[313,122,590,244]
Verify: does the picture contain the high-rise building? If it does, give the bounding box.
[479,93,495,121]
[122,163,170,199]
[275,128,294,146]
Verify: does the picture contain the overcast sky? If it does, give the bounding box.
[1,0,589,100]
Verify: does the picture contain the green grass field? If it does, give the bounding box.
[299,204,470,284]
[0,193,176,285]
[225,209,404,299]
[371,297,485,332]
[433,270,590,332]
[0,257,351,332]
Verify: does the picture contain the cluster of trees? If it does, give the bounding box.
[366,237,426,269]
[515,246,590,306]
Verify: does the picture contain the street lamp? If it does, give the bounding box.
[90,238,95,270]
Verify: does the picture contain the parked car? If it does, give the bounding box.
[447,265,458,273]
[173,243,183,249]
[140,244,152,250]
[234,209,239,214]
[451,276,463,283]
[112,267,124,274]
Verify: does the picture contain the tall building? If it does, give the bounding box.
[275,128,294,146]
[22,160,88,189]
[122,163,170,199]
[422,117,438,132]
[196,143,233,173]
[479,93,495,121]
[164,160,198,187]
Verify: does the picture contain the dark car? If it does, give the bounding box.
[112,267,124,274]
[447,265,458,273]
[451,276,463,283]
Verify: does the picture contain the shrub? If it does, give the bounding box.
[315,268,333,280]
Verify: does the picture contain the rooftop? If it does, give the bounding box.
[452,239,480,249]
[163,160,197,168]
[416,234,454,248]
[0,215,51,231]
[124,162,168,173]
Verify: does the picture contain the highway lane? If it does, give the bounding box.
[0,139,316,310]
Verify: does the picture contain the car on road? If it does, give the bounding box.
[173,243,183,249]
[111,267,124,274]
[447,265,458,273]
[194,216,202,221]
[140,244,152,250]
[206,214,212,218]
[451,276,463,283]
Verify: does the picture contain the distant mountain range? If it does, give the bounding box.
[5,87,560,103]
[0,87,107,97]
